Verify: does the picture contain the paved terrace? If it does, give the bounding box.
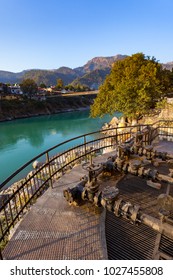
[2,141,173,260]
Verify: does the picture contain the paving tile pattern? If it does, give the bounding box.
[2,161,108,260]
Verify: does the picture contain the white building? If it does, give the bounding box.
[8,84,23,94]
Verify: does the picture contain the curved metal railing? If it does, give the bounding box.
[0,119,173,259]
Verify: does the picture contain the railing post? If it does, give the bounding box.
[115,128,118,145]
[46,152,53,189]
[84,135,87,162]
[158,120,161,141]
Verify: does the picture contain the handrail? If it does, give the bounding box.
[0,119,173,258]
[0,122,148,190]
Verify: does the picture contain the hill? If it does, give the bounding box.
[75,54,127,73]
[72,54,127,89]
[72,68,111,89]
[1,54,173,89]
[162,62,173,71]
[0,70,24,84]
[0,55,127,88]
[22,67,78,86]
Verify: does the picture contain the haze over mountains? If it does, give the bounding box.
[0,54,173,89]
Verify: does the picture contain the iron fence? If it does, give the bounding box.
[0,119,173,259]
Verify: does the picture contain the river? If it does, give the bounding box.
[0,110,121,185]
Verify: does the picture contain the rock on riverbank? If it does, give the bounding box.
[102,98,173,132]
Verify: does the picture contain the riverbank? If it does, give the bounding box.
[0,94,96,122]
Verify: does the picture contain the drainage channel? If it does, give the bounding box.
[105,211,157,260]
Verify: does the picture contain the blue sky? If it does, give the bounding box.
[0,0,173,72]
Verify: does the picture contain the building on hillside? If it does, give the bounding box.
[8,84,23,94]
[45,87,53,93]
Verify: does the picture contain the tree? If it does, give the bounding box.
[20,79,38,96]
[55,78,64,90]
[90,53,172,120]
[160,68,173,94]
[39,83,47,88]
[65,84,75,91]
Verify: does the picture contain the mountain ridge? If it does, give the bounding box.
[1,54,173,89]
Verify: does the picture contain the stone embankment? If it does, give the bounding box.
[102,98,173,133]
[141,98,173,124]
[0,94,96,122]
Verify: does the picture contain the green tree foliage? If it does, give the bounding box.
[90,53,173,119]
[65,83,90,92]
[20,79,38,95]
[55,78,64,90]
[65,84,75,91]
[39,83,47,88]
[160,68,173,93]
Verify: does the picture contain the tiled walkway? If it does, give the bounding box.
[2,154,110,260]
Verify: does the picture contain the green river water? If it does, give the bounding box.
[0,110,120,185]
